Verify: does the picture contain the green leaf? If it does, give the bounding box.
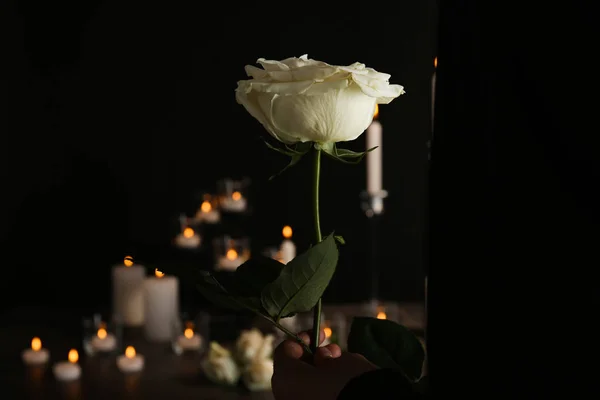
[233,255,284,298]
[321,143,376,164]
[269,153,304,180]
[265,141,313,180]
[347,317,425,382]
[264,140,297,157]
[196,271,261,312]
[261,234,339,321]
[334,235,346,245]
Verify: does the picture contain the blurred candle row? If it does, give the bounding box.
[22,339,144,381]
[112,257,178,342]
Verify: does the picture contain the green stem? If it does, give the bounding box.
[311,147,323,354]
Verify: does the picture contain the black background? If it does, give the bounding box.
[0,3,438,313]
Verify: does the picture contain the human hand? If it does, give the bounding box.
[272,330,377,400]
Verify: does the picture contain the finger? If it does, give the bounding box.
[273,339,304,367]
[314,344,342,366]
[297,329,327,346]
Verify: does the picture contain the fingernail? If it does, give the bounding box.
[321,348,333,358]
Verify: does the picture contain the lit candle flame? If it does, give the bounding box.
[68,349,79,363]
[232,191,242,201]
[373,104,379,119]
[201,201,212,213]
[183,227,194,238]
[155,268,165,278]
[124,256,134,267]
[31,337,41,351]
[184,328,194,339]
[226,249,238,261]
[376,306,387,320]
[282,225,293,239]
[434,57,437,68]
[97,328,107,339]
[125,346,136,359]
[324,327,332,338]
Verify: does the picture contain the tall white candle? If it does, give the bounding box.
[431,57,437,132]
[279,225,296,264]
[366,104,382,196]
[112,256,146,326]
[143,269,179,342]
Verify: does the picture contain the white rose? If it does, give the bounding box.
[201,342,240,386]
[235,54,405,145]
[242,359,274,392]
[235,328,265,364]
[254,334,275,361]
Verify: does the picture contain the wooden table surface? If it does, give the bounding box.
[1,303,424,400]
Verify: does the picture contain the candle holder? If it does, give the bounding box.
[262,246,282,262]
[82,314,122,356]
[213,236,250,272]
[360,190,388,218]
[360,190,387,303]
[193,193,221,225]
[171,312,210,355]
[218,178,250,214]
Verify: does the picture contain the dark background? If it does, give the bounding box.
[0,3,438,314]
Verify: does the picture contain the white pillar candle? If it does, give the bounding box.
[366,105,383,196]
[143,269,179,342]
[53,349,81,381]
[117,346,144,373]
[221,191,247,212]
[279,226,296,264]
[22,337,49,365]
[112,256,146,327]
[90,326,117,353]
[174,227,202,249]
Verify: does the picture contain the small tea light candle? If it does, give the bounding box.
[217,248,243,271]
[177,327,203,352]
[22,337,49,365]
[90,325,117,352]
[174,227,201,249]
[279,225,296,264]
[195,201,221,224]
[117,346,144,373]
[220,191,247,212]
[53,349,81,381]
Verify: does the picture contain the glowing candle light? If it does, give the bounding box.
[174,226,201,249]
[279,225,296,264]
[53,349,81,381]
[90,323,117,353]
[117,346,145,373]
[174,322,203,354]
[22,337,49,365]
